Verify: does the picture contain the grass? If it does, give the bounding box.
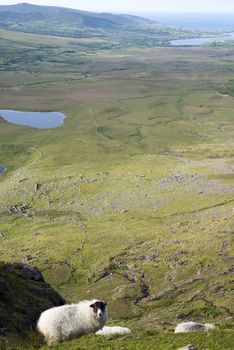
[6,327,234,350]
[0,30,233,349]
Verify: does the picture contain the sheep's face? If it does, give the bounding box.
[89,301,107,320]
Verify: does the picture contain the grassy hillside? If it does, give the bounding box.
[0,3,201,47]
[0,29,233,349]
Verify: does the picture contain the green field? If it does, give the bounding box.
[0,29,234,349]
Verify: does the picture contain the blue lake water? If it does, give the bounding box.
[0,110,65,129]
[170,32,234,46]
[0,165,5,174]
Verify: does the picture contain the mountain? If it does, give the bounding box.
[0,3,201,47]
[0,2,153,37]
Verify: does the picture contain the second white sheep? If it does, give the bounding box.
[174,321,215,333]
[96,326,131,335]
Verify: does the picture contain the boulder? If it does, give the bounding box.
[0,262,65,335]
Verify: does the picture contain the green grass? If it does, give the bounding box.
[0,30,234,349]
[6,327,234,350]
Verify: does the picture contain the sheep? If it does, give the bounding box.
[37,299,107,345]
[96,326,131,335]
[174,321,215,333]
[177,345,196,350]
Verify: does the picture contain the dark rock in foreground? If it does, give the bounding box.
[0,262,65,335]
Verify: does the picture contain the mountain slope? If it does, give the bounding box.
[0,3,202,47]
[0,2,153,37]
[0,2,151,24]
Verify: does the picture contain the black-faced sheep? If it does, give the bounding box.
[37,299,107,345]
[174,321,215,333]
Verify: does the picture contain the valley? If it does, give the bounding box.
[0,6,233,349]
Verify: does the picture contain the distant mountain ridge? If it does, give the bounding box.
[0,2,153,34]
[0,2,151,20]
[0,3,200,48]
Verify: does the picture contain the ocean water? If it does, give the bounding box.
[136,12,234,31]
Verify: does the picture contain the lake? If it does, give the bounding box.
[170,32,234,46]
[0,110,65,128]
[0,165,5,174]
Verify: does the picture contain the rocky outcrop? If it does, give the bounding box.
[0,262,65,336]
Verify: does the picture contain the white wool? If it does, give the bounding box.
[96,326,131,335]
[37,299,107,345]
[174,321,215,334]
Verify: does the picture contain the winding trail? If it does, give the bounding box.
[88,107,112,142]
[63,219,88,262]
[29,146,44,164]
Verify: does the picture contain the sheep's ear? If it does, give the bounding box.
[103,301,107,306]
[89,303,95,308]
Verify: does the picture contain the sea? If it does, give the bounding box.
[133,12,234,31]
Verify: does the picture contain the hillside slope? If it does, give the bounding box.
[0,2,152,26]
[0,3,199,46]
[0,3,152,36]
[0,25,233,350]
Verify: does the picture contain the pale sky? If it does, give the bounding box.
[0,0,234,14]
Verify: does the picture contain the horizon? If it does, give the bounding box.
[1,1,234,15]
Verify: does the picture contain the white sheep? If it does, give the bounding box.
[96,326,131,335]
[37,299,107,345]
[174,321,215,333]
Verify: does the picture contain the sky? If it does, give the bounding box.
[1,0,234,14]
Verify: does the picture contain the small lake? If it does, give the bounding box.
[170,32,234,46]
[0,110,65,129]
[0,165,5,174]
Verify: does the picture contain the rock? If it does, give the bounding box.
[20,264,42,280]
[8,205,18,214]
[4,263,45,282]
[137,254,159,261]
[177,344,196,350]
[122,271,138,282]
[0,328,6,336]
[0,262,65,335]
[35,182,42,190]
[18,178,29,183]
[23,254,35,262]
[8,203,31,214]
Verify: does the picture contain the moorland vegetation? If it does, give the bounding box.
[0,4,233,349]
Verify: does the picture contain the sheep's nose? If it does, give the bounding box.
[97,310,102,317]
